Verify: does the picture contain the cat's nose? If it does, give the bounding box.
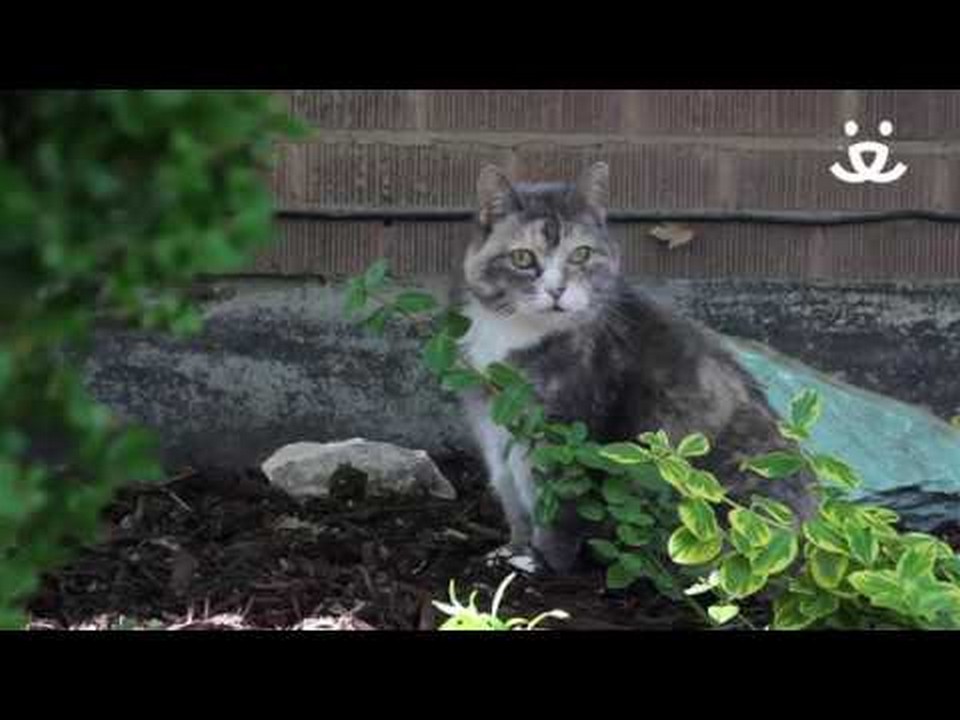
[547,287,565,300]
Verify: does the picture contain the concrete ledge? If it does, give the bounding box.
[82,277,960,470]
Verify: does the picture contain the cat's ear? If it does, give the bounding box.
[477,164,519,227]
[575,161,610,222]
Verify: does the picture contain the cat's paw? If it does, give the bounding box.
[483,545,540,574]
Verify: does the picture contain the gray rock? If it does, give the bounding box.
[261,438,457,501]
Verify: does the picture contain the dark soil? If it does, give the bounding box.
[27,457,960,631]
[27,457,695,630]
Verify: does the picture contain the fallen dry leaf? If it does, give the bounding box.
[650,223,696,249]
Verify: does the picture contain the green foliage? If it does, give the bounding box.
[0,91,301,627]
[432,573,569,630]
[347,261,960,631]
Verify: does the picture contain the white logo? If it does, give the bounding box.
[830,120,908,184]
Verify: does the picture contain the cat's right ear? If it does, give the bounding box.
[477,164,519,228]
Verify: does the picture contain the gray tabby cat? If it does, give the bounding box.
[454,162,816,573]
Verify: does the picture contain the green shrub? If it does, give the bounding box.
[346,261,960,630]
[0,90,302,627]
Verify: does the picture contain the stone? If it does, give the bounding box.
[261,438,457,501]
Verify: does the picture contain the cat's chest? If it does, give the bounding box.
[459,301,553,370]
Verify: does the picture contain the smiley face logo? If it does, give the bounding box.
[830,120,908,184]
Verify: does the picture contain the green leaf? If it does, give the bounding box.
[438,310,472,339]
[601,476,631,506]
[808,454,861,490]
[729,529,758,558]
[719,555,767,599]
[393,291,437,314]
[750,496,796,526]
[626,462,663,490]
[569,422,589,444]
[520,405,546,438]
[344,278,368,315]
[772,593,817,630]
[363,259,389,291]
[808,547,849,589]
[638,430,670,452]
[491,383,534,427]
[656,456,691,492]
[820,498,858,527]
[576,498,607,522]
[845,524,880,567]
[574,444,625,473]
[552,474,592,499]
[685,469,726,503]
[803,519,848,555]
[896,542,939,580]
[777,421,809,443]
[799,591,839,620]
[486,362,527,390]
[618,552,649,577]
[531,444,574,468]
[790,389,822,432]
[708,604,740,625]
[848,570,909,614]
[861,505,899,526]
[422,333,458,376]
[668,527,723,566]
[729,508,772,548]
[677,433,710,458]
[608,497,656,526]
[599,442,650,465]
[616,523,650,547]
[0,351,12,393]
[678,498,720,541]
[361,306,392,335]
[752,528,799,576]
[606,559,640,589]
[742,451,805,479]
[588,539,621,564]
[534,487,560,526]
[441,368,485,391]
[911,581,960,621]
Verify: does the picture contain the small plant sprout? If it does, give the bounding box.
[432,573,570,630]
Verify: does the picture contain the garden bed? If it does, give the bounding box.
[26,456,960,631]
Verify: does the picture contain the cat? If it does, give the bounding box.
[453,162,817,573]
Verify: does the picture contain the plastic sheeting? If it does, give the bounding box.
[727,336,960,531]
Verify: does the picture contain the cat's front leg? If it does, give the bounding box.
[482,478,539,574]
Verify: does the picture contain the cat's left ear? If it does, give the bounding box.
[575,161,610,222]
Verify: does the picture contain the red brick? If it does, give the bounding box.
[620,221,960,281]
[859,91,960,140]
[515,143,721,210]
[285,90,420,131]
[387,223,473,276]
[272,142,510,211]
[619,223,813,279]
[425,91,623,133]
[733,148,939,212]
[250,219,388,276]
[622,91,843,137]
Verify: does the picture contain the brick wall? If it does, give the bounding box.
[255,90,960,279]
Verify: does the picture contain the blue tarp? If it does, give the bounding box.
[726,336,960,531]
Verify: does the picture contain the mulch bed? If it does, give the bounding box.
[27,456,692,630]
[26,456,960,631]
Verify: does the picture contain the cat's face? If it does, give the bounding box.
[462,162,620,328]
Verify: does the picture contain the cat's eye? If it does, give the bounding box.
[569,246,593,264]
[509,249,537,270]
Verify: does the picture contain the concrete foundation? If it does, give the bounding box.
[82,277,960,471]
